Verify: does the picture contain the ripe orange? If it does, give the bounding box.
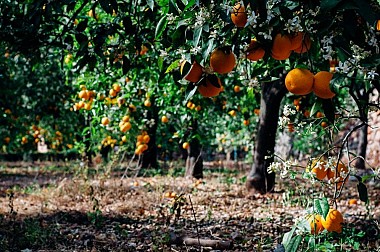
[377,20,380,31]
[288,122,295,132]
[186,101,193,108]
[78,90,89,100]
[113,83,121,92]
[231,3,247,28]
[254,108,260,115]
[327,162,348,189]
[285,68,314,95]
[228,110,236,116]
[271,33,292,60]
[181,61,204,83]
[293,34,311,53]
[304,110,310,118]
[101,117,110,126]
[109,88,117,97]
[182,142,190,149]
[348,199,358,205]
[243,119,249,126]
[321,209,344,233]
[246,39,265,61]
[309,159,328,180]
[195,105,201,111]
[289,32,304,50]
[120,122,131,132]
[313,71,335,99]
[122,135,127,142]
[307,214,325,234]
[4,137,11,144]
[321,121,328,128]
[143,135,150,143]
[84,103,92,110]
[144,99,151,107]
[234,85,241,93]
[198,76,223,97]
[161,115,169,123]
[316,111,324,118]
[122,115,130,122]
[210,47,236,74]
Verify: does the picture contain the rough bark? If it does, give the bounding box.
[246,73,287,194]
[185,120,203,179]
[169,233,233,249]
[185,138,203,179]
[355,123,368,170]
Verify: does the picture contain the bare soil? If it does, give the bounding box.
[0,161,379,251]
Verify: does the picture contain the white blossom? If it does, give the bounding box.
[283,104,296,117]
[367,70,379,80]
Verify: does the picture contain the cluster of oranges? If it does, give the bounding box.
[73,85,96,111]
[271,32,311,60]
[285,68,335,99]
[135,131,150,155]
[308,158,348,189]
[186,101,202,111]
[306,158,347,234]
[307,208,344,234]
[100,136,117,149]
[119,115,132,133]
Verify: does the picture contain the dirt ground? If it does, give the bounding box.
[0,161,379,251]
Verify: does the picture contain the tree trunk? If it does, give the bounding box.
[185,138,203,179]
[139,98,158,169]
[184,120,203,179]
[246,73,287,194]
[355,123,368,170]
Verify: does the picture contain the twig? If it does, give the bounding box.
[169,233,233,250]
[188,195,200,246]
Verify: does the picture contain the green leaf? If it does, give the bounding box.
[185,85,198,102]
[282,226,296,248]
[155,16,168,39]
[321,0,342,11]
[202,38,214,60]
[183,0,196,11]
[147,0,154,10]
[158,57,164,72]
[165,59,181,73]
[357,182,368,203]
[285,235,302,252]
[310,101,322,117]
[314,197,330,219]
[193,26,202,48]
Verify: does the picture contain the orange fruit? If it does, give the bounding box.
[143,135,150,143]
[285,68,314,95]
[228,110,236,116]
[377,20,380,31]
[254,108,260,115]
[198,75,223,97]
[321,121,328,128]
[161,115,169,123]
[120,122,131,132]
[246,39,265,61]
[304,110,310,118]
[293,34,311,53]
[348,199,358,205]
[182,142,190,149]
[288,122,295,132]
[4,137,11,144]
[122,135,127,142]
[307,214,325,234]
[289,32,305,50]
[122,115,130,122]
[181,61,204,83]
[144,99,151,107]
[313,71,335,99]
[101,117,110,126]
[309,159,328,180]
[243,119,249,126]
[316,111,324,118]
[195,105,201,111]
[84,102,92,110]
[231,3,247,28]
[327,162,348,188]
[78,90,89,100]
[186,101,193,108]
[109,88,117,97]
[113,83,121,93]
[321,209,344,233]
[234,85,241,93]
[210,47,236,74]
[271,33,292,60]
[293,98,300,106]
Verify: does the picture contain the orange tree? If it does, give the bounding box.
[156,0,380,194]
